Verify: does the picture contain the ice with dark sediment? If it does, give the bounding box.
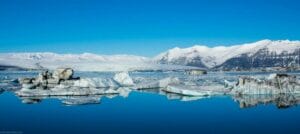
[14,67,232,97]
[16,68,185,97]
[228,73,300,95]
[162,73,300,96]
[16,68,134,96]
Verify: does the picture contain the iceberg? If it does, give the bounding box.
[16,68,134,96]
[113,72,134,86]
[229,74,300,95]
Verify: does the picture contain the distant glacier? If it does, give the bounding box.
[0,52,199,71]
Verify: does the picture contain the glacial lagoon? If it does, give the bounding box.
[1,71,300,134]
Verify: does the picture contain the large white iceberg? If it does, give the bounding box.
[113,72,134,86]
[16,69,134,96]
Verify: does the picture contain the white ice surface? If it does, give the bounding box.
[155,40,300,68]
[72,72,133,88]
[73,78,119,88]
[164,85,226,96]
[135,77,180,89]
[0,52,199,72]
[113,72,134,86]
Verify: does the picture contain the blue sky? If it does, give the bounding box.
[0,0,300,56]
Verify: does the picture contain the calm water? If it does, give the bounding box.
[0,71,300,134]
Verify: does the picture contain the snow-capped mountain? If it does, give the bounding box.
[0,52,199,71]
[2,39,300,71]
[155,40,300,69]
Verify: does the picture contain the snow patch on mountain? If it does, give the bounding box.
[155,40,300,68]
[2,39,300,71]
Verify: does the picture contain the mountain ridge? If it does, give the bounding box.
[155,39,300,69]
[1,39,300,71]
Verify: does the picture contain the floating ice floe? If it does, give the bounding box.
[163,85,227,96]
[228,73,300,94]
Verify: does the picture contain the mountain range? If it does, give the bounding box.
[1,39,300,71]
[155,39,300,70]
[0,53,197,71]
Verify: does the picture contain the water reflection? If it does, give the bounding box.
[1,83,300,109]
[18,89,131,106]
[19,95,116,105]
[233,94,300,109]
[138,88,208,101]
